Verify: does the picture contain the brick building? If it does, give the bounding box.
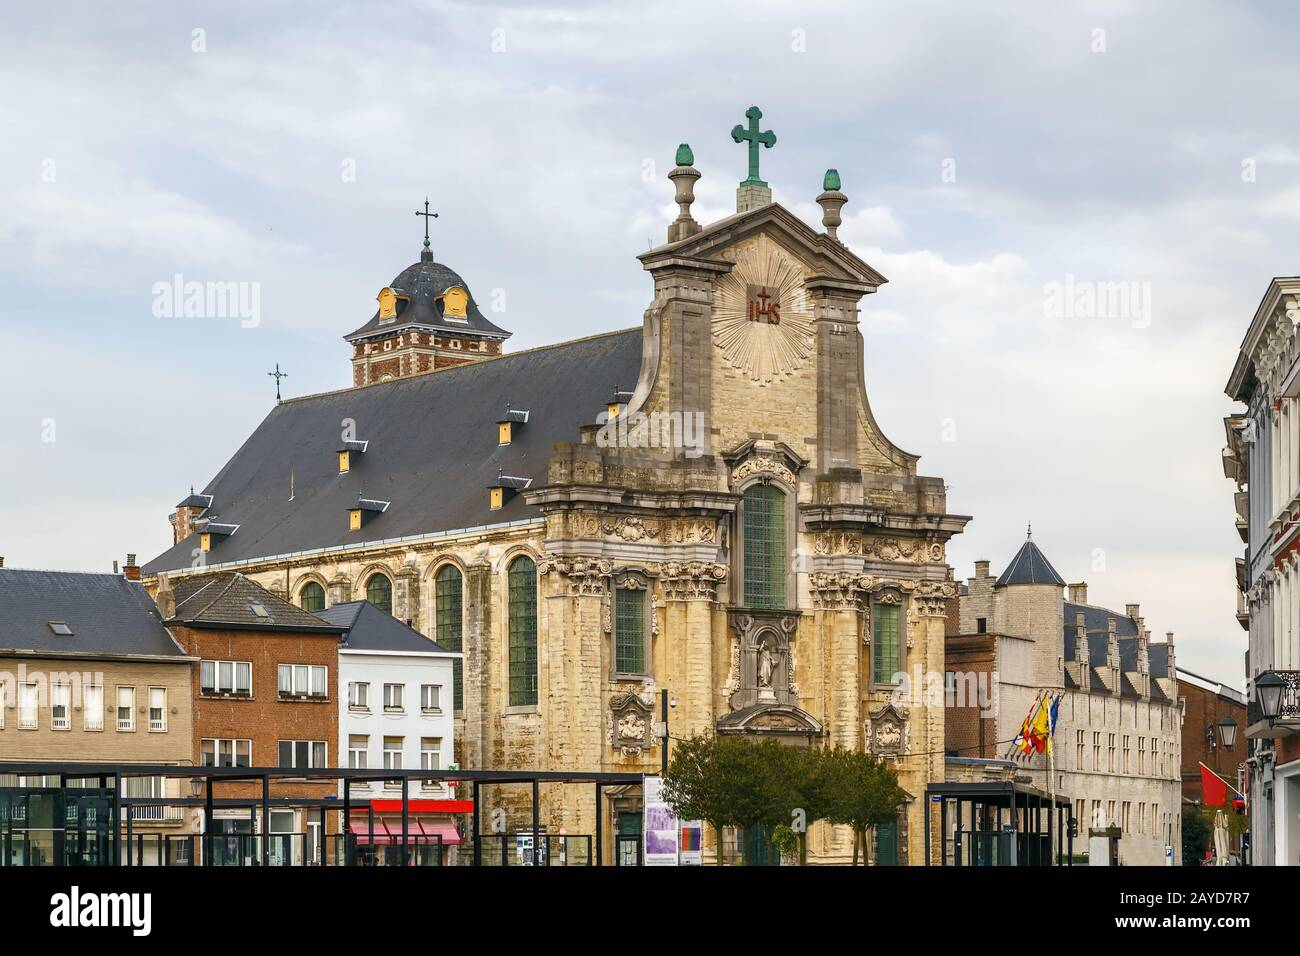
[1177,668,1247,807]
[156,571,345,865]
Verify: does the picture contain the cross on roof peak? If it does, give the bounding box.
[415,197,438,255]
[731,105,776,188]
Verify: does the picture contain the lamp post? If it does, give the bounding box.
[1255,671,1285,726]
[1217,715,1238,751]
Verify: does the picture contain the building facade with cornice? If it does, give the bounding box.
[141,125,968,864]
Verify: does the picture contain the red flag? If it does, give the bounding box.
[1200,763,1229,808]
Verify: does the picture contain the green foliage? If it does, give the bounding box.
[1182,806,1212,865]
[661,733,907,865]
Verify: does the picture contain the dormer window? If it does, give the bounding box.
[197,522,239,552]
[438,286,469,320]
[337,439,368,474]
[376,286,408,321]
[348,496,389,530]
[496,406,530,446]
[607,388,634,420]
[488,474,531,510]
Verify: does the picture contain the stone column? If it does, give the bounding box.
[326,571,352,607]
[462,562,493,775]
[905,581,956,866]
[661,562,728,741]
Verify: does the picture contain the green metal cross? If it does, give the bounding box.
[731,105,776,187]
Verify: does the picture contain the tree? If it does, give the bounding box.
[821,748,908,865]
[1182,806,1211,866]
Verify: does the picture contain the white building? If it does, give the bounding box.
[318,600,464,862]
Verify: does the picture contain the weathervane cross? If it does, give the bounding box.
[268,362,288,402]
[731,106,776,187]
[415,197,438,249]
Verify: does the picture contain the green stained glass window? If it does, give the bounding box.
[507,556,538,706]
[299,581,325,612]
[366,573,392,615]
[742,484,786,609]
[872,602,901,684]
[435,564,464,710]
[614,585,647,675]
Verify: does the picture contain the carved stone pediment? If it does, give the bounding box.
[722,439,806,491]
[716,703,823,742]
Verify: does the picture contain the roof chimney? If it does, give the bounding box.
[974,559,991,579]
[123,553,140,581]
[1125,603,1140,621]
[1068,582,1088,604]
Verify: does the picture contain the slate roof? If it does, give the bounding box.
[170,573,343,632]
[319,601,453,654]
[0,569,186,658]
[994,539,1066,588]
[344,251,511,342]
[143,329,643,574]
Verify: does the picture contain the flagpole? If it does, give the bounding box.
[1047,693,1056,865]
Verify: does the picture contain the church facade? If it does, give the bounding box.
[142,116,968,864]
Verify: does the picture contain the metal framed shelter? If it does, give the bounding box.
[0,762,645,867]
[924,780,1075,867]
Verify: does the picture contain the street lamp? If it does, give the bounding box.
[1217,715,1238,750]
[1255,671,1285,726]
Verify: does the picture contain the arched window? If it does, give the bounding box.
[435,564,464,710]
[742,484,786,609]
[366,573,393,615]
[613,580,649,677]
[299,581,325,612]
[507,556,538,706]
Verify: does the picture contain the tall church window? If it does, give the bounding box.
[435,564,464,710]
[507,556,538,706]
[366,573,393,615]
[300,581,325,612]
[742,484,786,609]
[872,601,901,684]
[614,581,648,676]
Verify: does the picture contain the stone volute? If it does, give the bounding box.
[667,143,702,243]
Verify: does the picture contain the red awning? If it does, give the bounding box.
[347,815,462,846]
[363,799,473,814]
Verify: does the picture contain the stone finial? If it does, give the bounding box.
[155,572,176,620]
[816,168,848,241]
[667,143,702,243]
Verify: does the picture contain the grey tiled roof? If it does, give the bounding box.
[143,329,643,574]
[170,573,342,631]
[344,253,511,342]
[0,569,186,658]
[319,601,452,654]
[995,540,1066,588]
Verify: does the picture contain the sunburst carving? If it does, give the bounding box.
[713,236,814,383]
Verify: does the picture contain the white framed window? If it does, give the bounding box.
[201,738,252,767]
[383,736,403,788]
[18,683,38,730]
[348,681,370,710]
[116,686,135,731]
[278,664,328,698]
[348,735,369,769]
[83,684,103,731]
[200,660,252,696]
[149,687,166,731]
[421,737,441,784]
[383,683,404,712]
[51,684,70,730]
[121,776,165,799]
[421,684,441,713]
[278,739,327,770]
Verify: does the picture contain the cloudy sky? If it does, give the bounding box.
[3,0,1290,684]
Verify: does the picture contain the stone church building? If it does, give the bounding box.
[142,121,968,864]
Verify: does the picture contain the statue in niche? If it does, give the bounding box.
[756,640,778,702]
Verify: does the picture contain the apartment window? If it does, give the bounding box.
[421,737,441,782]
[1123,735,1131,774]
[742,484,786,609]
[278,664,327,698]
[872,600,903,684]
[122,776,165,800]
[141,687,165,732]
[507,556,538,706]
[201,738,252,767]
[1138,737,1146,774]
[1122,801,1131,833]
[1091,732,1101,769]
[1091,800,1101,827]
[434,564,464,710]
[84,684,103,731]
[278,740,327,770]
[383,736,403,788]
[348,735,369,770]
[1138,803,1147,834]
[1107,801,1116,827]
[18,683,38,730]
[48,683,70,731]
[1075,730,1085,770]
[384,683,405,712]
[421,684,441,713]
[1075,800,1085,832]
[348,681,370,710]
[976,617,987,634]
[201,660,252,696]
[117,686,136,731]
[1107,733,1116,773]
[614,580,649,676]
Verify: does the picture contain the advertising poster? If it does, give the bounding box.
[642,775,680,866]
[678,821,704,865]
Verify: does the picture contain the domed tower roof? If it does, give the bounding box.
[994,527,1066,588]
[344,247,512,344]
